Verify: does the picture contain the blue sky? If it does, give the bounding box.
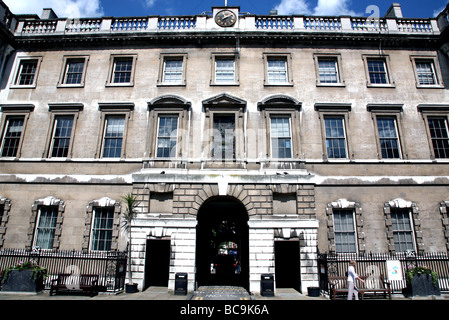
[3,0,449,18]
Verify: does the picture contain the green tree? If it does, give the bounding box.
[121,193,140,287]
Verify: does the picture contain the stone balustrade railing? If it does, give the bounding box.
[0,0,18,35]
[14,14,441,36]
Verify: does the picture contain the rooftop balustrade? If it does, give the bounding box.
[0,0,17,35]
[14,13,441,37]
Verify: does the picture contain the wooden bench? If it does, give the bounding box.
[329,275,392,300]
[50,273,99,297]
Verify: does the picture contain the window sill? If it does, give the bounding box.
[323,158,351,163]
[210,82,240,86]
[0,157,20,161]
[416,84,445,89]
[376,158,406,163]
[366,84,396,88]
[157,83,186,87]
[57,83,85,88]
[264,83,294,87]
[316,83,346,88]
[10,84,37,89]
[105,83,134,87]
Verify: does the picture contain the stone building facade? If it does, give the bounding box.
[0,2,449,294]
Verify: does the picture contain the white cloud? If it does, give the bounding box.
[3,0,104,18]
[313,0,357,16]
[144,0,157,8]
[274,0,358,16]
[274,0,311,15]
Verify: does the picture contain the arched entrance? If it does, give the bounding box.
[196,196,249,290]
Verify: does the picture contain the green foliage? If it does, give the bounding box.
[121,193,140,285]
[405,265,438,288]
[121,193,139,233]
[2,261,48,283]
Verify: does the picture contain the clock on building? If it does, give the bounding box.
[215,9,237,27]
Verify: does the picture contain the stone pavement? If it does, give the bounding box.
[190,286,254,300]
[0,286,327,300]
[0,286,446,300]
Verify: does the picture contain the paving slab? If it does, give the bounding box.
[190,286,253,300]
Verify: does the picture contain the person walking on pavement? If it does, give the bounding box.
[347,260,365,300]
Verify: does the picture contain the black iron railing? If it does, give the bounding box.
[318,251,449,294]
[0,248,127,293]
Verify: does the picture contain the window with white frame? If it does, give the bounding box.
[1,116,25,157]
[113,58,133,83]
[384,199,422,254]
[270,116,292,158]
[367,58,388,84]
[411,56,443,88]
[58,56,88,87]
[102,115,125,158]
[324,116,347,159]
[83,197,120,252]
[202,93,246,163]
[106,55,137,86]
[90,207,114,251]
[317,58,340,84]
[363,55,394,87]
[211,53,239,86]
[376,117,402,159]
[210,53,239,86]
[258,96,301,161]
[415,60,437,86]
[215,58,235,83]
[163,59,183,83]
[427,117,449,159]
[34,206,58,250]
[156,115,178,158]
[267,57,288,83]
[17,60,37,85]
[212,114,236,160]
[158,54,187,86]
[49,115,74,158]
[263,54,292,86]
[12,57,42,88]
[65,59,85,84]
[327,199,365,254]
[147,96,190,161]
[391,208,416,253]
[333,209,357,253]
[314,54,345,86]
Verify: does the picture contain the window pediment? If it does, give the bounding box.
[417,104,449,113]
[34,196,64,207]
[202,93,246,107]
[90,197,119,207]
[0,104,35,113]
[148,95,191,107]
[258,95,301,111]
[314,103,351,112]
[386,198,413,208]
[98,102,134,112]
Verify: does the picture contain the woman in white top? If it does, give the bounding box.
[347,260,365,300]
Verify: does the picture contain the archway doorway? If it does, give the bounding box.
[196,196,249,290]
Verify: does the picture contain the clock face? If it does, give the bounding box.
[215,9,237,27]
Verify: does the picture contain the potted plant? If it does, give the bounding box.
[405,265,440,297]
[121,193,140,293]
[1,261,47,293]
